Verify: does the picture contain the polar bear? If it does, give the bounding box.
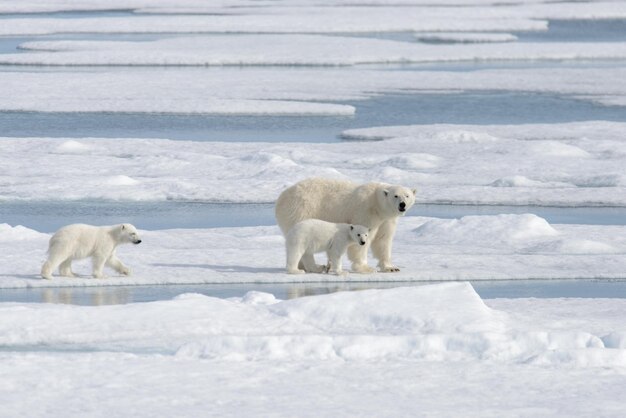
[41,223,142,280]
[286,219,369,275]
[276,178,416,273]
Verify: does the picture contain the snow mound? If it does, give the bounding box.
[413,214,559,246]
[0,224,48,242]
[269,282,503,334]
[54,140,93,154]
[432,130,500,143]
[104,175,140,186]
[490,176,550,188]
[531,141,590,158]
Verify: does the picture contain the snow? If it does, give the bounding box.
[2,122,625,206]
[3,0,626,415]
[2,65,626,114]
[1,213,625,288]
[10,36,626,66]
[2,283,626,417]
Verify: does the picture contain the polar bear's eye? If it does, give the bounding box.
[394,195,398,198]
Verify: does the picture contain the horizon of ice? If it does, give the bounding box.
[2,212,625,288]
[0,0,585,15]
[3,1,626,36]
[2,121,625,206]
[9,36,626,66]
[0,8,548,36]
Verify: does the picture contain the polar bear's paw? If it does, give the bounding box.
[378,263,401,273]
[287,268,306,274]
[119,267,131,276]
[351,263,376,274]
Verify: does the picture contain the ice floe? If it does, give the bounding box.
[2,120,625,206]
[2,66,626,114]
[1,212,625,288]
[7,36,626,66]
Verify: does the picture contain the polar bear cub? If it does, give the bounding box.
[286,219,369,275]
[41,223,142,280]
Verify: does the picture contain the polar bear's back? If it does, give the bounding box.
[48,223,107,258]
[286,218,349,254]
[275,178,368,235]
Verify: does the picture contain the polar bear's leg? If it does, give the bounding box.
[347,244,375,273]
[41,258,61,280]
[92,254,107,279]
[327,250,345,275]
[372,219,400,272]
[301,252,326,273]
[286,248,305,274]
[41,248,71,279]
[58,259,76,278]
[106,251,131,276]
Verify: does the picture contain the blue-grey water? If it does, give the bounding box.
[1,279,626,306]
[2,201,626,233]
[2,91,626,142]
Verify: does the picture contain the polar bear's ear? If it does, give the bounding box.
[412,189,416,195]
[121,224,126,230]
[350,225,354,230]
[383,190,389,197]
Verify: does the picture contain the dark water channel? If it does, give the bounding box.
[1,91,626,142]
[2,279,626,306]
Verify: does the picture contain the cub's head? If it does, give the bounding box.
[349,224,369,246]
[118,223,142,245]
[379,185,416,216]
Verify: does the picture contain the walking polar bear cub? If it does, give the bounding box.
[276,178,416,273]
[41,223,142,280]
[286,219,369,275]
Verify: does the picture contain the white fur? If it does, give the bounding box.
[275,178,416,273]
[286,219,369,275]
[41,223,142,280]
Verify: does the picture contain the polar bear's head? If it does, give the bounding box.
[118,223,142,245]
[379,185,417,216]
[349,224,369,246]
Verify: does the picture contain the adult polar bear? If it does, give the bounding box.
[275,178,416,273]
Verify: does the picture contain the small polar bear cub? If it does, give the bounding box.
[41,223,142,280]
[286,219,369,275]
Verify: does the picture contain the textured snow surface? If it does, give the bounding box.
[2,283,626,417]
[2,214,625,288]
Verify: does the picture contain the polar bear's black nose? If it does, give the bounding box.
[360,240,366,245]
[399,202,406,211]
[134,240,142,244]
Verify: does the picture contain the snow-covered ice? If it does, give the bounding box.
[3,0,626,415]
[2,213,625,288]
[2,282,626,417]
[10,36,626,66]
[2,121,625,206]
[2,66,626,114]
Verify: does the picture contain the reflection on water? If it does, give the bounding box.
[3,279,626,306]
[39,287,132,305]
